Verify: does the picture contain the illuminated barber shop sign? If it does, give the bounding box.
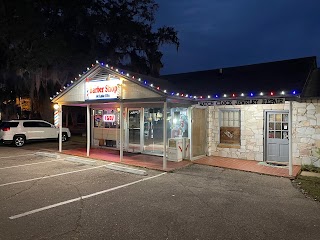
[86,78,121,100]
[103,114,116,122]
[198,98,285,106]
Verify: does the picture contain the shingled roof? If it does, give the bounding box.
[161,56,318,98]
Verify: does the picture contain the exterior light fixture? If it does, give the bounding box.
[53,104,60,110]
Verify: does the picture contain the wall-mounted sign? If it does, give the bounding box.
[198,98,285,106]
[86,79,121,100]
[103,114,115,122]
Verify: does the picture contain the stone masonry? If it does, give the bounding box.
[207,100,320,166]
[292,100,320,167]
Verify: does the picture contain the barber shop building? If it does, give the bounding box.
[52,56,320,174]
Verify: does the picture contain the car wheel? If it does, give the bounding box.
[13,135,25,147]
[62,132,68,142]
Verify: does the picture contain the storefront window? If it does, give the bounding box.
[169,107,188,138]
[93,108,120,148]
[94,109,119,128]
[142,107,189,155]
[219,109,241,145]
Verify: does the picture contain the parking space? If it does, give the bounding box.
[0,146,164,238]
[1,144,320,240]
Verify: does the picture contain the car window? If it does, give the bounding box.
[23,122,38,127]
[0,122,19,128]
[37,122,52,128]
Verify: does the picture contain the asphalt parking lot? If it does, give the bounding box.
[0,144,320,240]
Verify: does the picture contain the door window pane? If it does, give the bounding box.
[282,123,288,130]
[275,114,282,122]
[282,114,288,122]
[269,114,274,121]
[269,122,274,130]
[282,131,288,139]
[275,122,281,130]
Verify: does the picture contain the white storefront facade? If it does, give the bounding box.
[52,57,320,171]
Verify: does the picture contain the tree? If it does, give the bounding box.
[0,0,179,119]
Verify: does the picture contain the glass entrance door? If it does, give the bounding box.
[128,109,141,152]
[143,108,164,155]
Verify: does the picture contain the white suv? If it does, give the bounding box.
[0,120,71,147]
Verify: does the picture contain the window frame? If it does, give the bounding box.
[218,109,241,147]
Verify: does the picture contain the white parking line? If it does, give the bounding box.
[9,172,166,220]
[0,153,35,159]
[0,165,107,187]
[0,159,64,170]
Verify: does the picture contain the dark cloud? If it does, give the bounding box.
[156,0,320,74]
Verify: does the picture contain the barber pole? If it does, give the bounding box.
[54,110,59,127]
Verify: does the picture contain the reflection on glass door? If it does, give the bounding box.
[128,109,141,152]
[143,108,164,155]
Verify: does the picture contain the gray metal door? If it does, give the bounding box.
[266,111,289,162]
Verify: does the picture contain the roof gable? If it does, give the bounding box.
[52,64,170,104]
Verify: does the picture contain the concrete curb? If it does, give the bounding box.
[35,152,60,159]
[105,164,147,176]
[300,171,320,178]
[65,157,97,165]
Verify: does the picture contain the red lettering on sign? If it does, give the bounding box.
[89,86,104,94]
[105,85,117,93]
[103,114,115,122]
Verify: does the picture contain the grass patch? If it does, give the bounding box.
[293,176,320,202]
[301,164,320,173]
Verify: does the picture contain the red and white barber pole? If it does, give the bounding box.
[54,109,59,127]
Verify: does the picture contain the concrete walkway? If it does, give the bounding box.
[300,171,320,177]
[194,156,301,178]
[63,147,301,178]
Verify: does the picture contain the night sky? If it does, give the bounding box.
[155,0,320,74]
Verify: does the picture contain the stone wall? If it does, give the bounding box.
[292,100,320,167]
[207,100,320,166]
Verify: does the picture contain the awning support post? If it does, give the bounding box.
[163,101,167,170]
[59,105,62,153]
[120,102,124,162]
[289,101,293,177]
[86,104,90,157]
